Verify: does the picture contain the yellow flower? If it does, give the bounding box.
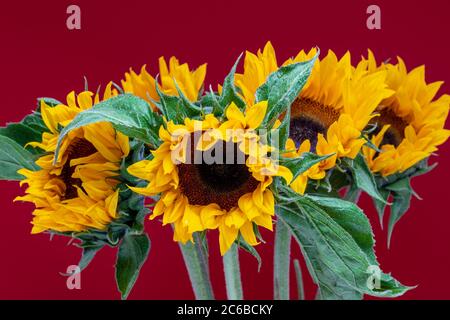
[359,51,450,176]
[235,43,393,193]
[122,56,207,110]
[127,102,292,255]
[235,41,278,106]
[15,83,130,234]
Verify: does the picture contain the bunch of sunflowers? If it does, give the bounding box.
[1,42,448,300]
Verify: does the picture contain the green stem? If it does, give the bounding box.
[223,243,243,300]
[274,219,291,300]
[293,259,305,300]
[179,233,214,300]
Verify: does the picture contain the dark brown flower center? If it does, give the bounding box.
[60,138,97,200]
[372,108,408,147]
[177,139,259,211]
[289,98,340,151]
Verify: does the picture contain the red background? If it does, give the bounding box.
[0,0,449,300]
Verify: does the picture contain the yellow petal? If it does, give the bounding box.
[245,101,268,129]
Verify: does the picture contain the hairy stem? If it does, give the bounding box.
[223,243,243,300]
[179,233,214,300]
[274,219,291,300]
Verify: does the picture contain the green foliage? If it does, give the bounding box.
[154,78,204,122]
[55,94,163,161]
[343,154,386,203]
[0,114,47,154]
[276,185,412,299]
[235,235,262,272]
[280,152,333,181]
[200,89,221,116]
[218,53,246,114]
[115,233,151,299]
[255,53,318,128]
[173,80,203,118]
[0,97,58,154]
[77,245,103,273]
[52,142,152,299]
[373,159,436,245]
[0,135,40,180]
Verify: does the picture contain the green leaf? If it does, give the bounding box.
[236,236,262,272]
[255,53,318,128]
[173,80,203,118]
[0,111,49,154]
[280,152,332,181]
[201,89,222,116]
[1,97,60,154]
[310,259,363,300]
[154,79,186,123]
[115,233,150,300]
[300,195,374,300]
[0,121,42,152]
[373,188,390,228]
[0,135,40,180]
[219,53,246,113]
[59,244,103,277]
[373,159,435,241]
[363,137,382,153]
[345,154,386,203]
[22,112,49,132]
[385,178,413,247]
[55,94,163,161]
[307,195,376,264]
[75,245,103,274]
[285,209,363,300]
[276,186,411,299]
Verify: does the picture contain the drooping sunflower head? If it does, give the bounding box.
[122,56,207,109]
[235,44,393,194]
[15,83,130,234]
[358,51,450,176]
[128,101,292,255]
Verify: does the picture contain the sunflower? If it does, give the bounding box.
[358,51,450,176]
[121,56,207,109]
[235,43,393,193]
[15,83,130,234]
[127,101,292,255]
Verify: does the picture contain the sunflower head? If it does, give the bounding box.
[15,83,132,235]
[359,51,450,176]
[128,100,293,255]
[122,56,207,110]
[235,44,393,193]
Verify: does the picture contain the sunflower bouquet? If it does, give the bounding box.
[1,42,448,300]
